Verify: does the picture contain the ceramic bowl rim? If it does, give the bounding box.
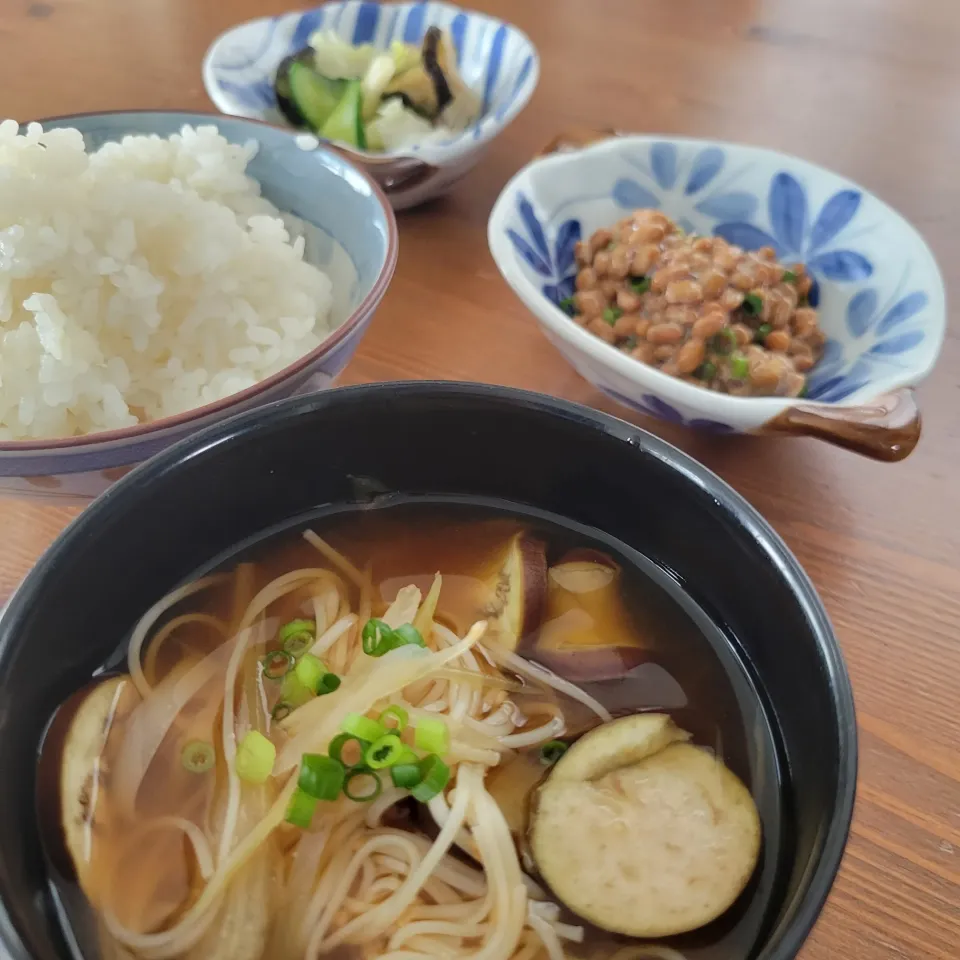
[0,380,858,960]
[201,0,541,166]
[0,109,399,454]
[488,132,946,418]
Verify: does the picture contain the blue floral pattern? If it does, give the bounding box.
[612,142,759,236]
[806,288,929,401]
[599,389,736,433]
[713,172,872,300]
[493,135,943,432]
[506,193,581,308]
[604,148,876,306]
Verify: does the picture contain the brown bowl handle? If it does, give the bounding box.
[535,128,921,463]
[538,126,621,157]
[763,387,921,462]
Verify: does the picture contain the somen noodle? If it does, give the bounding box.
[95,530,624,960]
[49,512,767,960]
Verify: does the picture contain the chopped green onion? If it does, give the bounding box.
[630,276,651,294]
[299,754,346,801]
[729,352,750,380]
[279,619,315,657]
[782,270,798,284]
[755,323,772,342]
[364,734,404,770]
[317,673,341,695]
[414,717,450,756]
[295,660,338,698]
[181,740,215,774]
[397,746,420,764]
[328,733,368,767]
[602,306,623,326]
[539,740,569,766]
[261,650,294,680]
[390,763,423,789]
[410,755,450,802]
[361,619,426,657]
[344,769,382,802]
[697,360,717,381]
[280,671,313,710]
[711,327,737,353]
[283,633,313,658]
[742,293,763,315]
[799,384,809,398]
[280,619,315,642]
[393,623,425,647]
[558,296,576,316]
[379,705,409,732]
[342,713,386,743]
[295,653,326,693]
[361,618,392,655]
[393,625,424,652]
[285,787,318,828]
[271,701,293,722]
[236,731,275,784]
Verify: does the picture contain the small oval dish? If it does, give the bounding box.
[203,1,539,210]
[488,129,945,461]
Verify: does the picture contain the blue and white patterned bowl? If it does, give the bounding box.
[203,1,539,210]
[0,111,398,503]
[488,132,945,456]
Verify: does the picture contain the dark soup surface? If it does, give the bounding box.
[40,497,785,960]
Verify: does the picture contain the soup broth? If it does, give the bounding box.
[43,497,785,960]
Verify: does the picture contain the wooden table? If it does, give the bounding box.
[2,0,959,956]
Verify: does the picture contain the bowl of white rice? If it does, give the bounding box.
[0,110,398,501]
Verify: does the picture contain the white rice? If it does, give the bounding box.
[0,121,336,440]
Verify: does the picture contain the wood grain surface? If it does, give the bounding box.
[1,0,959,957]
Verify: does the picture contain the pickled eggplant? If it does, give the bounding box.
[272,21,479,152]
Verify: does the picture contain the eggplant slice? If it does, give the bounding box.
[529,714,762,938]
[532,552,649,681]
[481,532,548,650]
[383,26,452,119]
[383,25,479,126]
[38,676,140,896]
[548,712,688,782]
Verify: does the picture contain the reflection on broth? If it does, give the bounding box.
[39,500,783,960]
